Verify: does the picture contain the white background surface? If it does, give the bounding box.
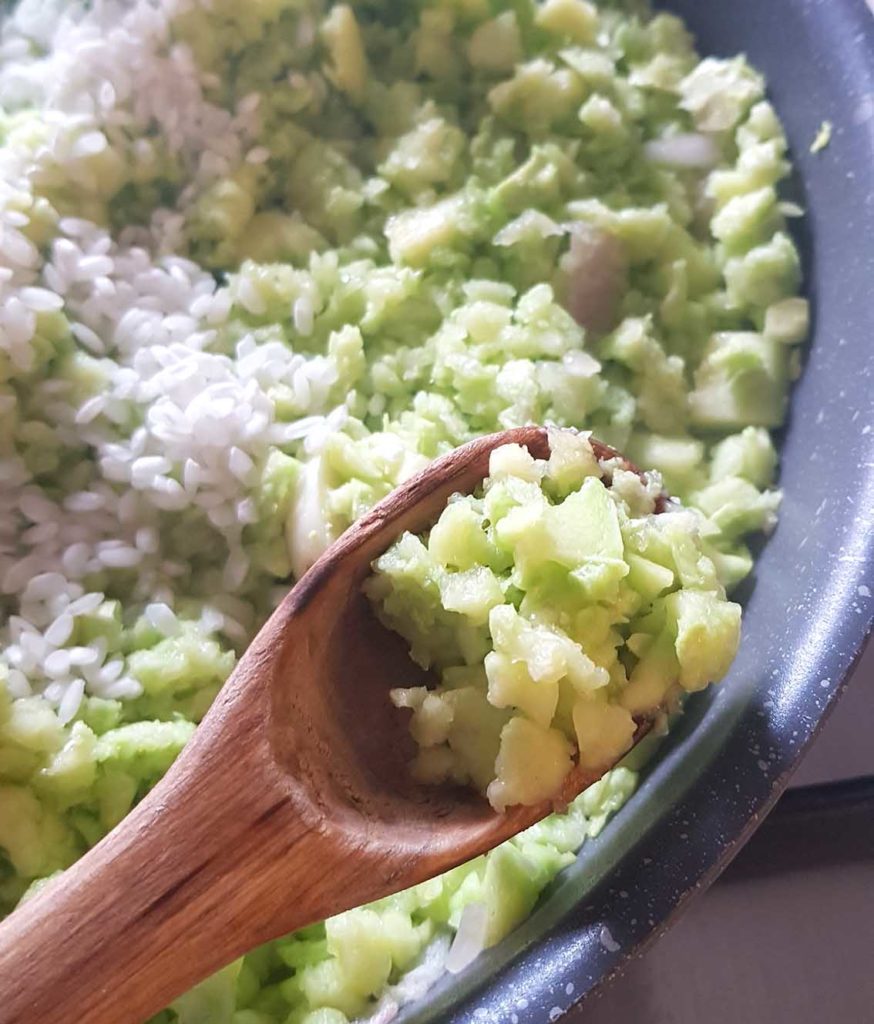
[572,640,874,1023]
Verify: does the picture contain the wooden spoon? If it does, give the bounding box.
[0,426,658,1024]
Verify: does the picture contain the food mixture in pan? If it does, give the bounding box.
[367,431,740,810]
[0,0,806,1020]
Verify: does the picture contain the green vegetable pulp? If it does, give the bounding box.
[367,433,741,810]
[0,0,808,1020]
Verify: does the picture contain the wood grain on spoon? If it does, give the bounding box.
[0,427,656,1024]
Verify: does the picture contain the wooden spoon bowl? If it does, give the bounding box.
[0,426,655,1024]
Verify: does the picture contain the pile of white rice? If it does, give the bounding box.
[0,0,350,725]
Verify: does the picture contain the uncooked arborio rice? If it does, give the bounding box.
[0,0,344,729]
[0,0,805,1020]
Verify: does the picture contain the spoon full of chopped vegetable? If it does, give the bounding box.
[0,427,740,1024]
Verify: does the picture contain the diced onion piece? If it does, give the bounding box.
[446,902,489,974]
[644,132,721,169]
[285,456,332,578]
[560,223,626,335]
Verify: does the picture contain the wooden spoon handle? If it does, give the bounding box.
[0,642,347,1024]
[0,736,312,1024]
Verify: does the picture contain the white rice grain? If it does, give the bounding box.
[57,677,86,724]
[145,601,180,635]
[44,613,75,647]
